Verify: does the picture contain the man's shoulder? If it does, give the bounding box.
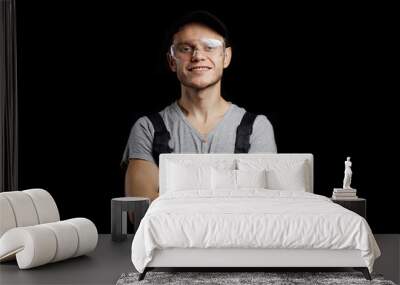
[226,102,246,119]
[230,104,273,129]
[159,100,176,114]
[231,103,259,116]
[229,103,265,124]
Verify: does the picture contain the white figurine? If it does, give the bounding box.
[343,157,353,189]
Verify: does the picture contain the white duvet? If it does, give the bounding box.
[131,189,381,273]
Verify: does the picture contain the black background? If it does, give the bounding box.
[16,1,398,233]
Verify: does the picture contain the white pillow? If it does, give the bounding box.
[167,161,212,191]
[211,168,268,190]
[211,168,236,190]
[237,159,308,191]
[237,169,268,188]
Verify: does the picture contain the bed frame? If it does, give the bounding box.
[138,153,372,280]
[140,248,371,280]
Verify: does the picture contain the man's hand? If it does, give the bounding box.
[124,159,159,224]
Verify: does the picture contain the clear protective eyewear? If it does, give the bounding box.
[170,38,225,60]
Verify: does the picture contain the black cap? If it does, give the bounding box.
[166,10,231,49]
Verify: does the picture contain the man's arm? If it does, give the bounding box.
[249,114,277,153]
[125,159,159,223]
[125,158,159,201]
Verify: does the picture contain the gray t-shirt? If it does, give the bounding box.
[121,100,277,166]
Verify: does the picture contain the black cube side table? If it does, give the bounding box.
[111,197,150,242]
[331,198,367,220]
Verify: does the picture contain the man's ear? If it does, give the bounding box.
[167,53,177,72]
[223,47,232,69]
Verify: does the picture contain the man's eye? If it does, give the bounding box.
[179,46,193,53]
[205,46,216,51]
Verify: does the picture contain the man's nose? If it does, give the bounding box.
[191,49,206,61]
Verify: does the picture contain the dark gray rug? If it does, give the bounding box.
[116,271,396,285]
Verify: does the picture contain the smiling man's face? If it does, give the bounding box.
[168,23,232,90]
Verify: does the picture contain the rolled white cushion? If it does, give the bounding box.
[0,191,39,227]
[0,218,98,269]
[23,189,60,224]
[0,189,60,239]
[0,195,17,237]
[0,226,57,269]
[64,218,98,257]
[42,221,79,262]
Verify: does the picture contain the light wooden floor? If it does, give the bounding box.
[0,234,398,284]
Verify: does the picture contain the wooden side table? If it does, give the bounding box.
[111,197,150,242]
[331,198,367,219]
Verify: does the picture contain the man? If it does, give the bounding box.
[121,11,277,203]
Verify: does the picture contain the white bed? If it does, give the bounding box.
[131,153,381,281]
